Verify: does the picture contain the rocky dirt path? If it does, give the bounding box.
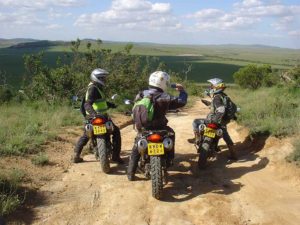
[27,101,300,225]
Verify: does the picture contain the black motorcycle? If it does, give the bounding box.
[135,129,174,200]
[196,120,224,169]
[85,115,115,173]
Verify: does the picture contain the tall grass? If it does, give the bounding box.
[0,169,25,216]
[228,86,300,136]
[0,101,82,156]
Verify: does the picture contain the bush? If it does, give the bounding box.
[0,169,25,216]
[0,85,14,103]
[233,64,279,89]
[31,152,49,166]
[286,140,300,166]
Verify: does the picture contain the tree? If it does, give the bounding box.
[233,64,277,89]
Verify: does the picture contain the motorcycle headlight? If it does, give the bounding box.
[105,121,114,132]
[163,137,173,150]
[137,138,148,153]
[199,124,206,132]
[216,129,223,137]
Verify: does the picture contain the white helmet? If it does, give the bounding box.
[90,68,109,86]
[149,71,170,91]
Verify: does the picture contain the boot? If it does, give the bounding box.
[227,145,238,161]
[188,131,201,144]
[112,157,124,164]
[72,153,83,163]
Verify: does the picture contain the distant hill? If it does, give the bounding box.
[0,38,38,48]
[8,40,69,49]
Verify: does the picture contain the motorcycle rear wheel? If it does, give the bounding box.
[97,138,110,174]
[198,148,208,169]
[150,156,163,200]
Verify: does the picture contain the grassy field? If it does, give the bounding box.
[1,40,299,88]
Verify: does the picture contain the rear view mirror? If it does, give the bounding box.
[111,94,118,100]
[124,99,133,105]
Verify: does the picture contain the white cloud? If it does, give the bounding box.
[187,9,224,20]
[0,12,44,26]
[189,0,300,34]
[46,24,63,29]
[75,0,180,31]
[288,30,300,37]
[0,0,84,10]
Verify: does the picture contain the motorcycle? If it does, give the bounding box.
[196,98,240,169]
[196,120,224,169]
[135,129,174,199]
[85,115,115,173]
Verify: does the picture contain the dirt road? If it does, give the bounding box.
[30,101,300,225]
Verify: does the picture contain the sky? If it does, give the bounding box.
[0,0,300,48]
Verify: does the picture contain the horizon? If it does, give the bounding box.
[1,37,300,50]
[1,0,300,49]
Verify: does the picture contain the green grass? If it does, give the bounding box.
[0,169,25,216]
[0,102,82,156]
[31,152,49,166]
[286,140,300,166]
[227,86,300,136]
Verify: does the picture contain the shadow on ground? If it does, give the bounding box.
[161,134,269,202]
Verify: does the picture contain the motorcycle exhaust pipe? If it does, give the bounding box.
[199,124,206,132]
[85,124,94,138]
[163,137,173,150]
[105,121,114,132]
[216,129,223,137]
[137,138,148,154]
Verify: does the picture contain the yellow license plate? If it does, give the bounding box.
[204,127,216,138]
[148,143,164,156]
[93,125,107,135]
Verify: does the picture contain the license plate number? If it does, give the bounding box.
[204,127,216,138]
[148,143,164,156]
[93,125,107,135]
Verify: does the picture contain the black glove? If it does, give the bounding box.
[107,102,117,109]
[201,99,211,106]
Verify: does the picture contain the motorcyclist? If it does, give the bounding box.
[72,68,123,164]
[127,71,188,181]
[189,78,238,161]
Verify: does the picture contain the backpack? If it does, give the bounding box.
[132,93,161,130]
[221,95,237,121]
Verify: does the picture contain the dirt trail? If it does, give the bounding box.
[30,101,300,225]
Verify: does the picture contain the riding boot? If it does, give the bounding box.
[227,145,238,161]
[72,132,89,163]
[127,144,140,181]
[188,131,201,144]
[112,126,124,164]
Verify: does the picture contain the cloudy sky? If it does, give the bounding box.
[0,0,300,48]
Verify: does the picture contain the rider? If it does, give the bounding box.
[72,68,123,164]
[190,78,237,160]
[127,71,188,181]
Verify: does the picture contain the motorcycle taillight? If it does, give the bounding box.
[207,123,218,129]
[92,117,105,125]
[147,134,162,143]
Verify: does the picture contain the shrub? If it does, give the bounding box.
[233,64,279,89]
[31,152,49,166]
[0,169,25,216]
[286,140,300,166]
